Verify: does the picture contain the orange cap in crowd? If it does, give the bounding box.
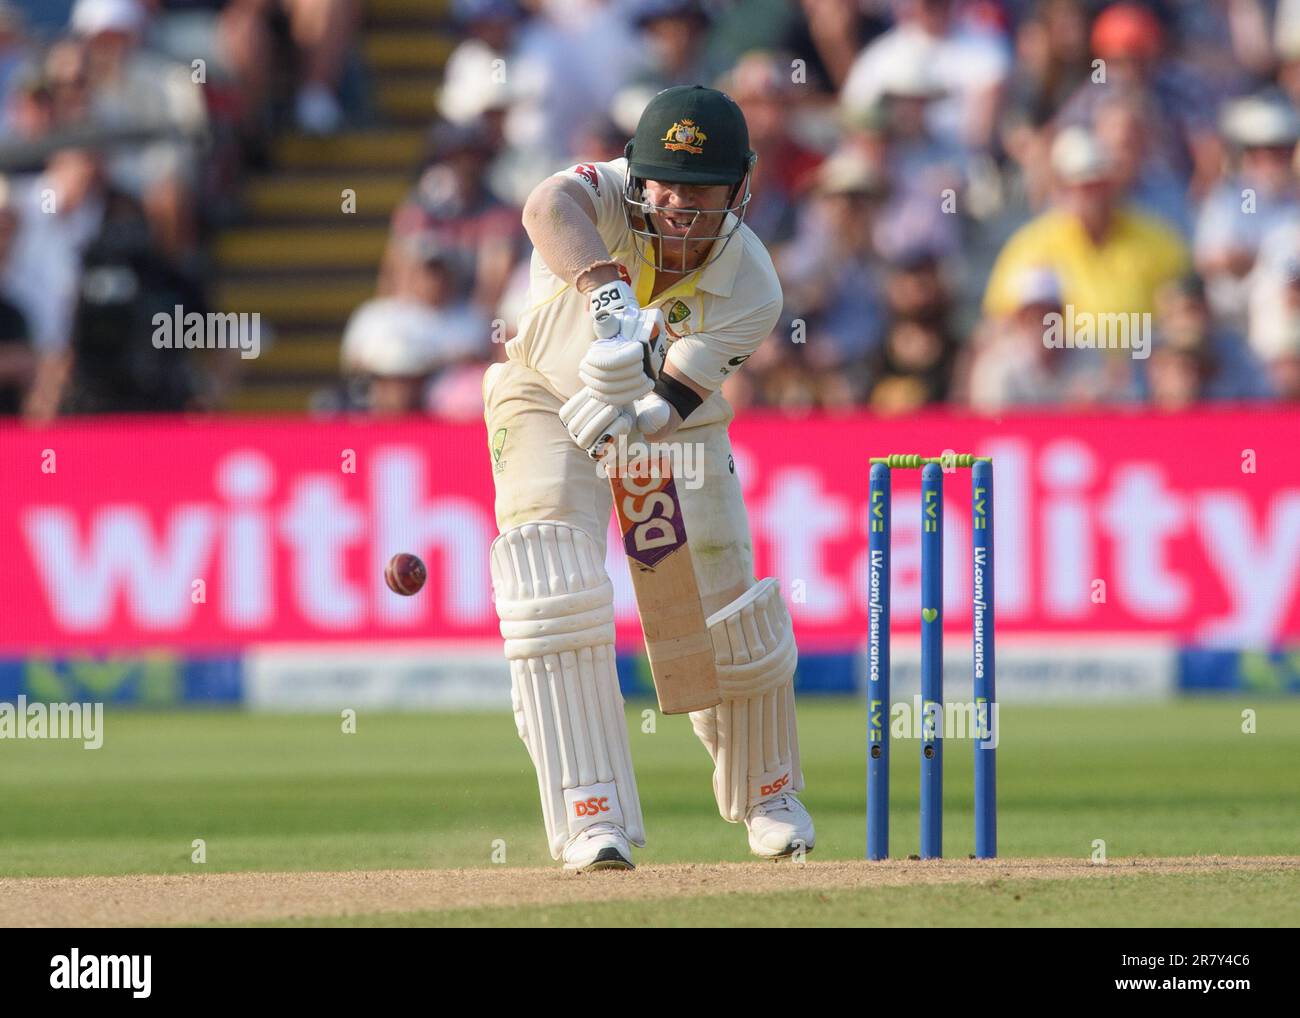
[1091,2,1163,60]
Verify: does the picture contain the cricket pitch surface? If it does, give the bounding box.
[4,856,1297,927]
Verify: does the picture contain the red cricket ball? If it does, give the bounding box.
[384,553,427,596]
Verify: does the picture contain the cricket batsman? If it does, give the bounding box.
[484,85,813,870]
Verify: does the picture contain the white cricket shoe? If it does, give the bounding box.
[745,793,815,859]
[562,822,635,871]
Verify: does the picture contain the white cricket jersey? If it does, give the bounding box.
[505,158,783,424]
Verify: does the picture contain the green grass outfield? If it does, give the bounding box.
[0,700,1297,925]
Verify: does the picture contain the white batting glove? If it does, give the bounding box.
[581,311,667,404]
[580,336,657,404]
[559,386,633,459]
[632,392,673,438]
[588,280,642,371]
[584,279,667,403]
[587,278,637,329]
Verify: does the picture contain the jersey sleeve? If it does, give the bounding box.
[552,159,627,250]
[666,294,783,392]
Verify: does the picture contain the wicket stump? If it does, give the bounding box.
[867,454,997,860]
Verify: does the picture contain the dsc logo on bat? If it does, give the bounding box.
[620,477,679,552]
[612,461,687,569]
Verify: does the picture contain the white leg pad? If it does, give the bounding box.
[690,577,802,822]
[491,521,645,859]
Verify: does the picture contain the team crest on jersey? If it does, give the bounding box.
[662,120,707,154]
[667,300,691,325]
[491,428,508,472]
[573,163,600,195]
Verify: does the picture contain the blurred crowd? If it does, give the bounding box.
[0,0,362,416]
[356,0,1300,418]
[6,0,1300,420]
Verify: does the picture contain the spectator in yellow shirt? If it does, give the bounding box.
[984,126,1188,322]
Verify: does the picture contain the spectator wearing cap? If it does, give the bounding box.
[1137,274,1271,408]
[967,265,1117,410]
[337,232,491,417]
[716,50,823,244]
[1054,2,1220,203]
[382,117,523,317]
[983,126,1187,325]
[69,0,209,259]
[841,0,1010,155]
[438,0,521,135]
[853,44,967,260]
[776,148,890,371]
[1195,93,1300,326]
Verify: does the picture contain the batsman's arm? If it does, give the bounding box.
[521,174,622,294]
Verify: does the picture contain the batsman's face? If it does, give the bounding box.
[643,179,733,245]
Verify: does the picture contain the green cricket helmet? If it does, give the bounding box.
[622,84,757,271]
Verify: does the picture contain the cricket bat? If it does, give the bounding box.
[608,454,722,715]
